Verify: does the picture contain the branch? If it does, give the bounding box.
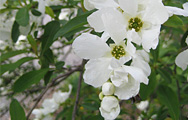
[72,60,85,120]
[26,67,80,120]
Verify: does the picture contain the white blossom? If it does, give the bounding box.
[175,49,188,70]
[53,84,72,104]
[111,65,148,100]
[166,2,188,17]
[42,98,59,115]
[102,82,115,96]
[99,96,120,120]
[87,0,169,51]
[0,0,6,9]
[32,109,44,119]
[136,100,149,111]
[72,33,136,87]
[175,36,188,70]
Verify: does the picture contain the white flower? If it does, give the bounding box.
[84,0,118,11]
[53,84,72,104]
[102,82,115,96]
[32,109,44,119]
[175,49,188,70]
[42,98,59,115]
[111,65,149,100]
[87,0,169,51]
[166,2,188,17]
[136,100,149,111]
[131,50,151,77]
[0,13,14,41]
[175,36,188,70]
[0,0,6,9]
[72,33,136,87]
[99,96,120,120]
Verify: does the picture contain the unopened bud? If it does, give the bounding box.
[99,92,104,100]
[102,82,115,96]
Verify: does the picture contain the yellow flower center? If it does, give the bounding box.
[128,17,143,32]
[111,45,126,59]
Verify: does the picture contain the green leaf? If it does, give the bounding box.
[16,7,29,26]
[41,21,60,54]
[82,102,99,111]
[27,35,38,55]
[0,57,36,76]
[40,48,54,68]
[140,70,157,100]
[31,8,42,16]
[11,21,20,43]
[10,99,26,120]
[45,6,55,18]
[55,61,65,70]
[164,15,184,28]
[13,69,49,93]
[44,70,53,85]
[0,50,28,62]
[157,68,172,83]
[54,10,94,39]
[157,85,180,120]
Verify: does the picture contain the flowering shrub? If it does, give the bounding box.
[0,0,188,120]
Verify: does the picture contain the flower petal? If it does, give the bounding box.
[127,30,142,45]
[141,25,161,52]
[123,65,149,84]
[100,96,120,120]
[165,6,188,17]
[186,36,188,45]
[87,0,119,10]
[143,0,169,24]
[118,0,138,16]
[115,76,140,100]
[83,58,112,87]
[183,2,188,11]
[87,9,105,32]
[84,0,95,10]
[42,99,59,114]
[175,49,188,70]
[72,33,110,59]
[101,8,127,44]
[111,67,129,87]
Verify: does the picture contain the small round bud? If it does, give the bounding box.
[99,92,104,100]
[102,82,115,96]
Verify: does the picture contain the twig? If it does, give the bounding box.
[26,67,80,120]
[72,60,85,120]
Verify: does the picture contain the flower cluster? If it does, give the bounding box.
[72,0,188,119]
[32,85,72,120]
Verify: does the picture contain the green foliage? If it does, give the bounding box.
[10,99,26,120]
[157,85,180,120]
[0,57,36,75]
[15,7,29,26]
[31,9,42,16]
[45,6,55,18]
[27,35,38,55]
[11,21,20,43]
[54,10,95,39]
[13,69,49,93]
[0,50,28,62]
[41,21,60,54]
[140,70,157,100]
[0,0,188,120]
[164,15,184,28]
